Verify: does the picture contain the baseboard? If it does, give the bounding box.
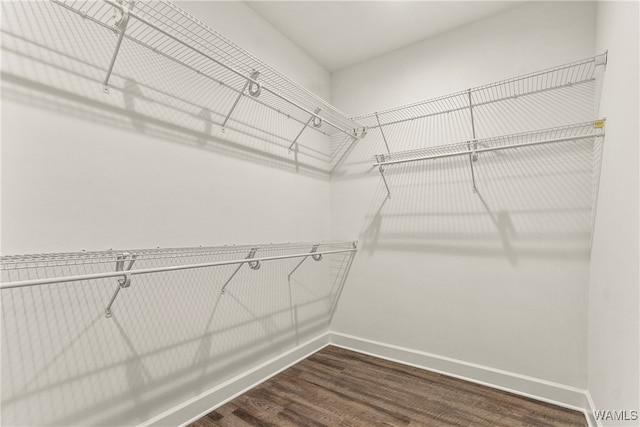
[139,330,595,427]
[585,390,600,427]
[330,332,592,419]
[140,332,331,427]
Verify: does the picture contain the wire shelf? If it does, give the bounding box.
[375,121,605,166]
[49,0,364,144]
[355,54,607,129]
[373,120,604,198]
[1,240,358,318]
[0,241,356,272]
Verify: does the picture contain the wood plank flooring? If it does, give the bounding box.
[189,346,587,427]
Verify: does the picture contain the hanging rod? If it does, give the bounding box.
[376,133,600,167]
[50,0,365,143]
[0,248,357,290]
[355,53,607,130]
[374,120,605,167]
[373,120,605,197]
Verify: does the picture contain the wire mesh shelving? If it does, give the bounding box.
[1,241,358,318]
[49,0,365,147]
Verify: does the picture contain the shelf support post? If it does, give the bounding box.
[221,247,260,294]
[467,89,478,193]
[103,0,134,94]
[105,253,137,318]
[375,114,391,154]
[221,71,259,129]
[375,155,392,199]
[289,108,321,151]
[287,244,322,282]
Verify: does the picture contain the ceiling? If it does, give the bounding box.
[246,1,524,72]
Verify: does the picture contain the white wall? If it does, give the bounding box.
[330,0,598,395]
[1,1,337,426]
[590,1,640,425]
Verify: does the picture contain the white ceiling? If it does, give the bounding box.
[246,1,525,72]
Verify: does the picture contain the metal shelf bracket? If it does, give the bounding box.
[467,89,478,193]
[374,154,392,199]
[287,244,322,282]
[103,0,134,94]
[105,252,137,318]
[289,108,321,151]
[221,71,259,129]
[375,114,391,154]
[221,247,260,294]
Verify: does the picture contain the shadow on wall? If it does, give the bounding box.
[0,1,331,180]
[359,140,600,264]
[331,62,603,264]
[0,246,356,426]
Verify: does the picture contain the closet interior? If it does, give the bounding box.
[1,1,637,426]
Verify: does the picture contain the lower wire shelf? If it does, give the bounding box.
[373,120,605,198]
[0,240,358,318]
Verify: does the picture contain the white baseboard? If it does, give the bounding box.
[585,390,600,427]
[140,332,331,427]
[330,332,592,421]
[140,330,596,426]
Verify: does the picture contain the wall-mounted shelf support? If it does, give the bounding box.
[287,244,322,282]
[221,71,259,129]
[221,247,259,294]
[374,155,392,200]
[467,89,478,193]
[105,252,137,318]
[289,108,321,151]
[102,0,134,94]
[375,114,391,154]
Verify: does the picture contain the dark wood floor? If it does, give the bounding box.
[189,346,587,427]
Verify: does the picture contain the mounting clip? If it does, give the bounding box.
[287,244,323,282]
[247,247,261,270]
[247,71,261,97]
[221,247,260,294]
[105,252,137,318]
[471,140,479,162]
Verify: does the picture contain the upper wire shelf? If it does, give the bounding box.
[50,0,365,145]
[354,53,607,129]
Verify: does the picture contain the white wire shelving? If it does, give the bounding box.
[374,120,606,198]
[1,241,358,318]
[361,53,608,198]
[49,0,365,147]
[355,53,607,130]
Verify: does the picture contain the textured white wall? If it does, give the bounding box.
[0,1,336,426]
[590,1,640,424]
[330,1,598,390]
